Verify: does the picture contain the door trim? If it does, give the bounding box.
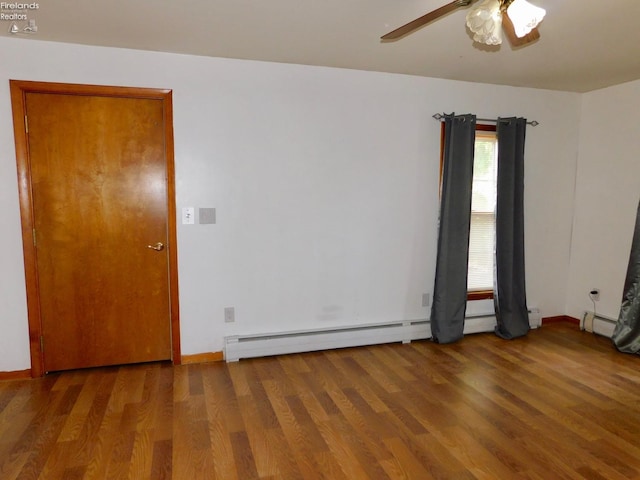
[10,80,182,376]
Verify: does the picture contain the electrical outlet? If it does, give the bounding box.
[224,307,235,323]
[589,289,600,301]
[422,293,430,307]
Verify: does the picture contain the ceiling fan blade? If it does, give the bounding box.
[501,13,540,47]
[381,0,473,41]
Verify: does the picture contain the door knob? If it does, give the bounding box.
[147,242,164,251]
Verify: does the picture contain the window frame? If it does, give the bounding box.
[439,122,496,301]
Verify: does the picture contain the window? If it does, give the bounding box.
[440,124,497,300]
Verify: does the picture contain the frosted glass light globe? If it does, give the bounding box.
[506,0,546,37]
[466,0,503,45]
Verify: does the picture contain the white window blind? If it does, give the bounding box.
[468,131,497,291]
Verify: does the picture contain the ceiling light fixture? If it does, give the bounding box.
[505,0,546,38]
[466,0,545,45]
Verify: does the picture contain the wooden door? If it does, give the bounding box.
[11,81,180,373]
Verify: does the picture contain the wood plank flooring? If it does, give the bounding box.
[2,322,640,479]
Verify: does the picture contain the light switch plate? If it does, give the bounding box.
[182,207,195,225]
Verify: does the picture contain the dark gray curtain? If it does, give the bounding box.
[431,113,476,343]
[494,117,530,339]
[612,200,640,353]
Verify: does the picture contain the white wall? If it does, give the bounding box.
[0,37,581,371]
[566,79,640,320]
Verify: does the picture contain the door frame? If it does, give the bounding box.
[10,80,182,377]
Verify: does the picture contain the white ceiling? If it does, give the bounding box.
[3,0,640,92]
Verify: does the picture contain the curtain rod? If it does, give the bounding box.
[432,113,539,127]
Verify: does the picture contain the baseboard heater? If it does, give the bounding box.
[224,308,541,362]
[582,311,617,338]
[225,319,431,362]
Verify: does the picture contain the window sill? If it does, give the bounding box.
[468,290,494,301]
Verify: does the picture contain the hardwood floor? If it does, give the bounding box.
[1,322,640,479]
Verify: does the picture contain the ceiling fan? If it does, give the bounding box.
[381,0,546,47]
